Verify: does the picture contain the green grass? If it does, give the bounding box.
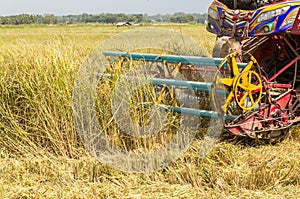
[0,24,299,198]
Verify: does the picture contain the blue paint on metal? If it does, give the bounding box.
[159,105,235,121]
[150,77,228,94]
[151,78,212,92]
[99,74,228,94]
[104,52,247,68]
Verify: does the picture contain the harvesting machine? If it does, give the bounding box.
[103,0,300,139]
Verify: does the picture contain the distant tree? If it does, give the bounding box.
[43,14,55,24]
[170,14,194,23]
[0,12,204,25]
[133,14,143,23]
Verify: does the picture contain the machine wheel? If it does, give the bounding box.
[234,70,262,111]
[213,52,263,114]
[212,37,242,58]
[212,37,230,58]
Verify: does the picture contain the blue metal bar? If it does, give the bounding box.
[99,74,228,94]
[159,105,235,121]
[150,78,228,94]
[151,78,212,92]
[104,52,247,68]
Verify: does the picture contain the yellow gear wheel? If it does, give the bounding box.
[213,52,262,113]
[234,70,262,111]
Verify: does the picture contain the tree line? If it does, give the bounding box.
[0,13,207,25]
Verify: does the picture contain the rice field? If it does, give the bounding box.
[0,23,299,198]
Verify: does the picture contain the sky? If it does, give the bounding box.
[0,0,212,16]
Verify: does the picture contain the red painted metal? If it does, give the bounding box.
[268,56,300,82]
[226,87,294,137]
[291,8,300,35]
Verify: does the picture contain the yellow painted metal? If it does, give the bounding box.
[234,70,262,111]
[214,52,262,112]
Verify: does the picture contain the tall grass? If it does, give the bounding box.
[0,39,83,156]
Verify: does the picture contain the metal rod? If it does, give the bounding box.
[269,56,300,82]
[99,74,228,94]
[159,105,235,121]
[151,78,212,92]
[104,52,247,68]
